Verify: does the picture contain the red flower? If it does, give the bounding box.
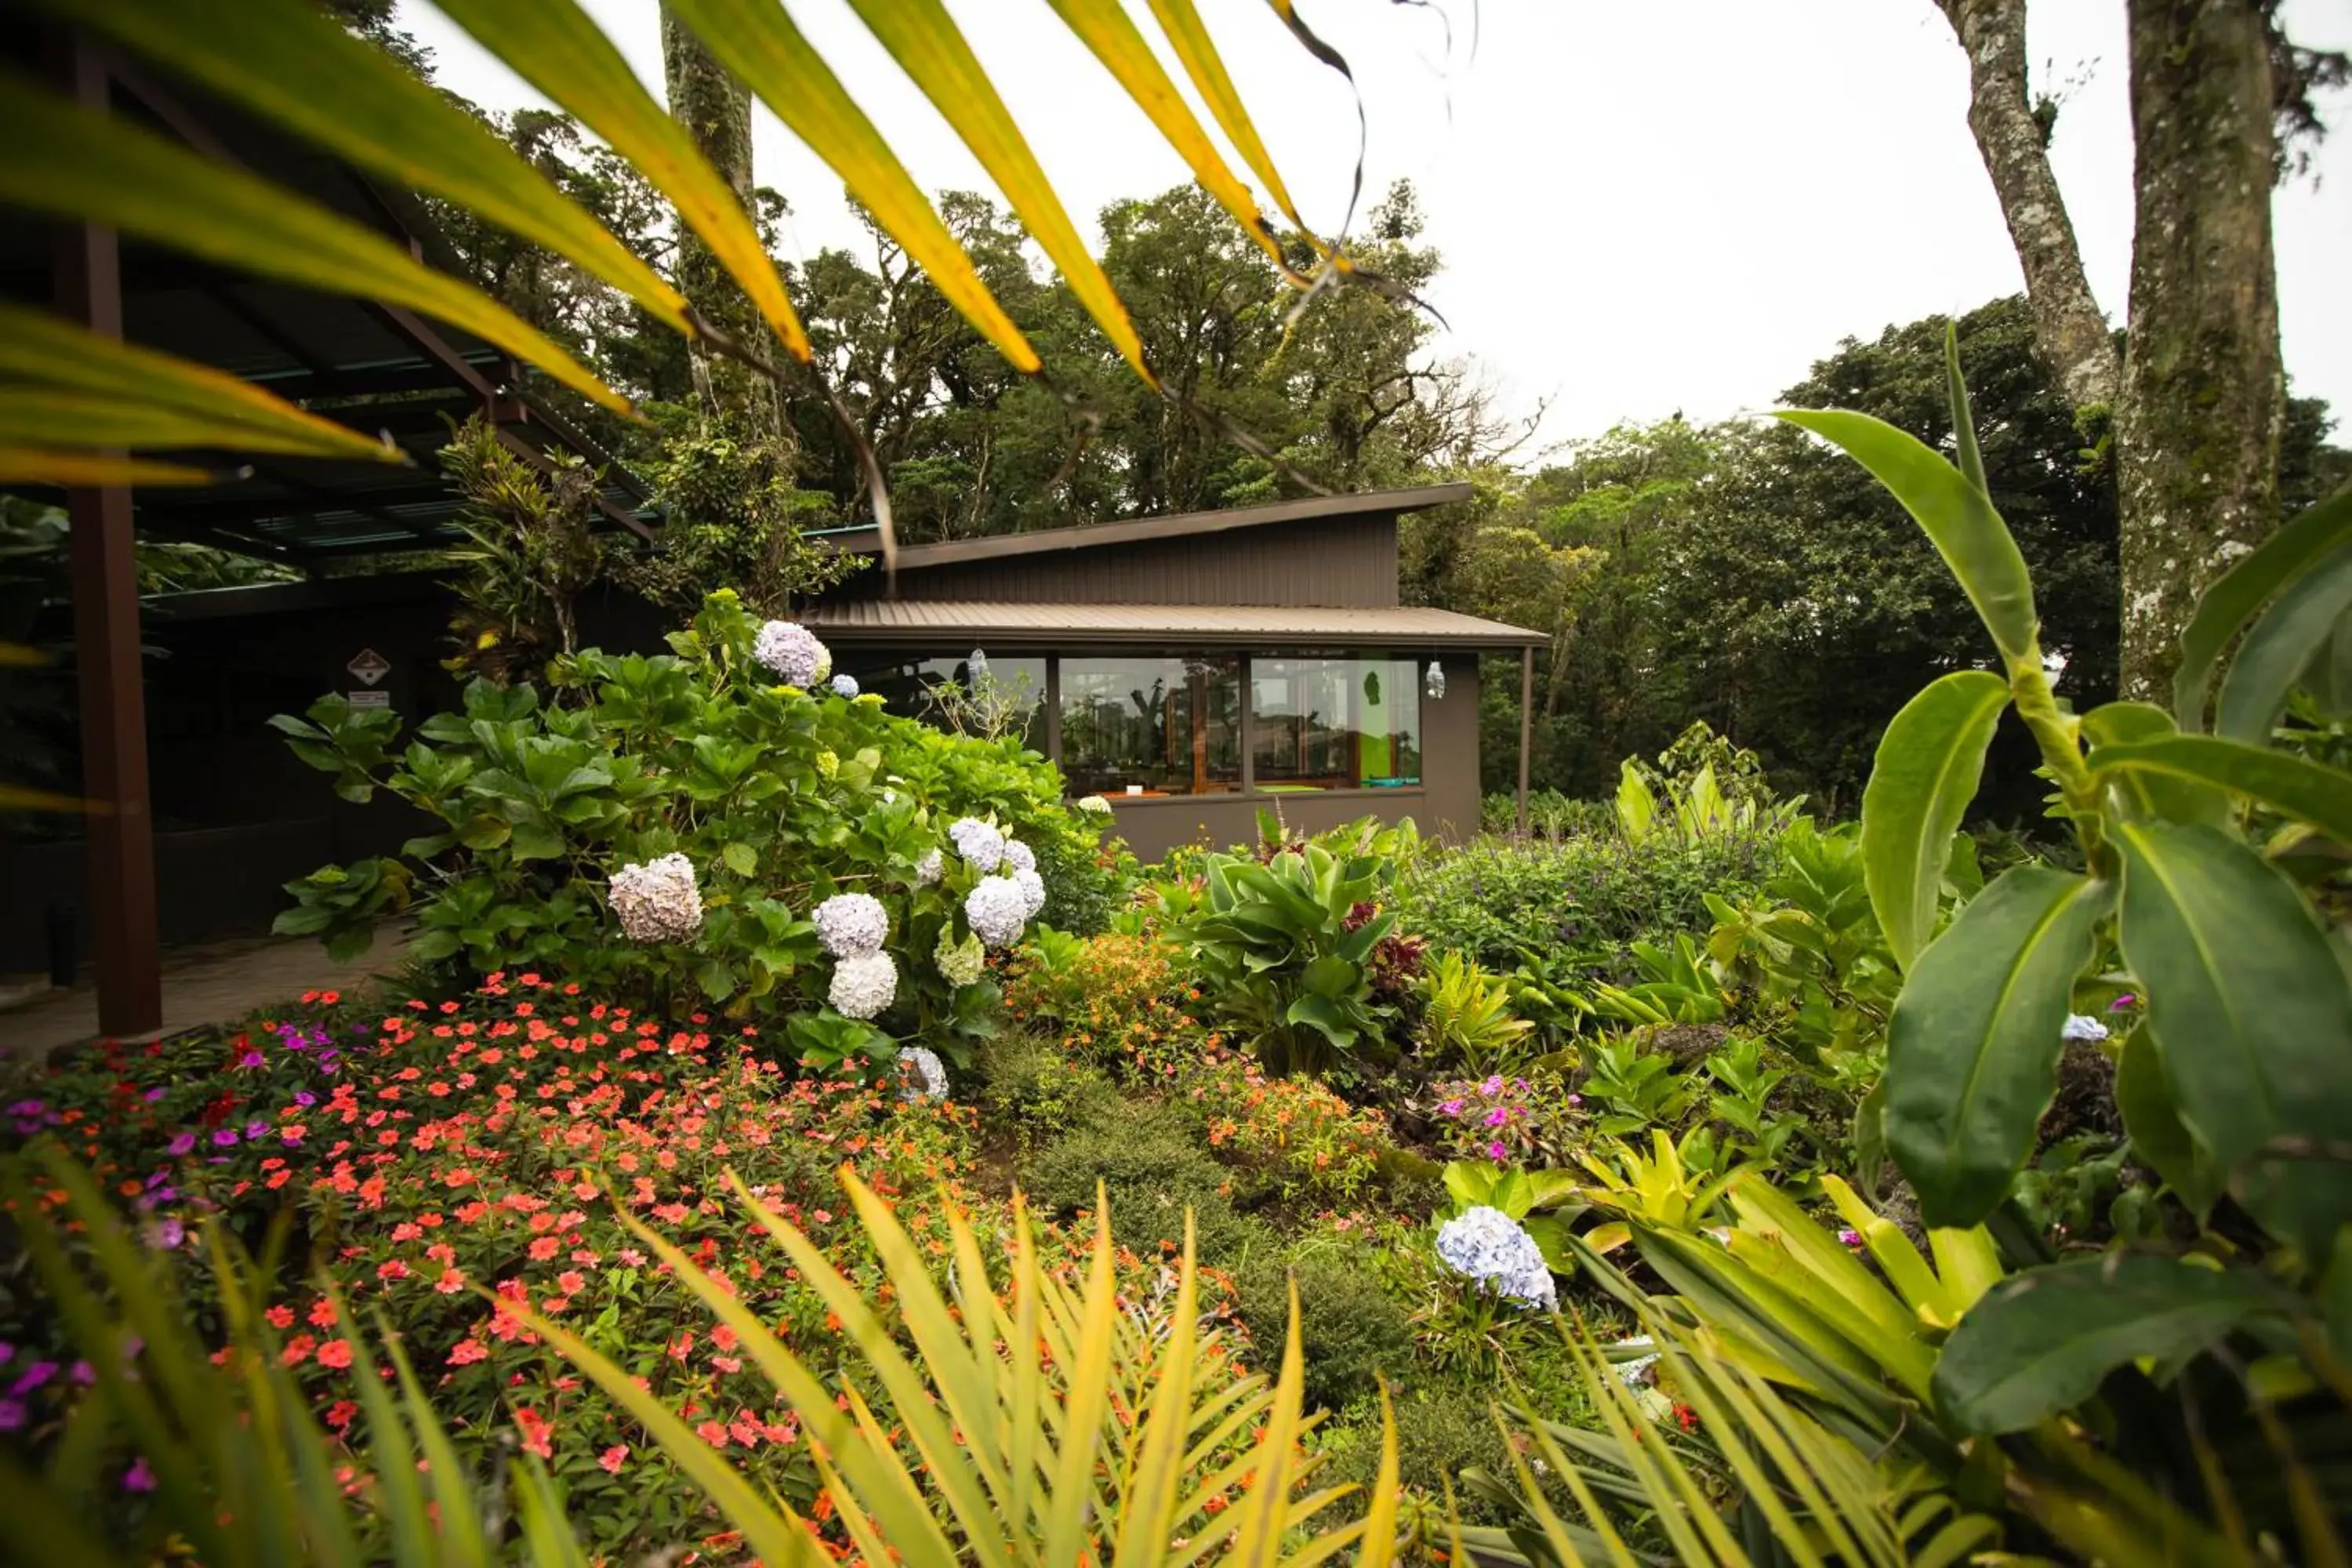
[316,1338,354,1370]
[448,1339,488,1367]
[598,1445,628,1475]
[695,1420,729,1449]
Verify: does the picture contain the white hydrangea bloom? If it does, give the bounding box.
[895,1045,949,1103]
[1012,866,1047,919]
[812,892,889,958]
[965,875,1028,949]
[829,673,859,699]
[753,619,832,687]
[1075,795,1112,816]
[1001,839,1037,875]
[2060,1013,2109,1043]
[608,852,703,943]
[828,951,898,1019]
[948,816,1004,872]
[914,848,944,887]
[935,926,985,988]
[1435,1206,1557,1311]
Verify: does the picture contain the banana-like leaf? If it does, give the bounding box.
[2114,822,2352,1264]
[1861,670,2009,971]
[2175,482,2352,730]
[845,0,1154,385]
[1775,409,2038,668]
[0,76,624,416]
[1883,865,2111,1228]
[2113,1025,2225,1219]
[1931,1254,2275,1435]
[1045,0,1300,277]
[2078,702,2230,826]
[431,0,808,361]
[662,0,1038,374]
[2216,543,2352,744]
[1941,322,1987,494]
[0,448,215,487]
[2089,731,2352,847]
[0,303,400,466]
[40,0,691,337]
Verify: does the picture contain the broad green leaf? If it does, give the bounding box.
[2303,614,2352,720]
[2089,731,2352,846]
[0,302,398,464]
[720,840,759,877]
[1776,408,2038,666]
[2216,543,2352,743]
[0,447,212,488]
[844,0,1153,385]
[45,0,690,336]
[1884,865,2111,1227]
[1044,0,1298,278]
[1932,1254,2274,1434]
[2114,822,2352,1262]
[2175,481,2352,729]
[2114,1026,2223,1219]
[1862,670,2009,970]
[2079,702,2229,826]
[1941,322,1987,494]
[0,80,625,416]
[664,0,1038,374]
[432,0,809,361]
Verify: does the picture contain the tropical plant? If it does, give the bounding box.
[1414,949,1537,1069]
[0,1145,1405,1566]
[1584,935,1729,1028]
[1174,842,1400,1078]
[1702,817,1904,1066]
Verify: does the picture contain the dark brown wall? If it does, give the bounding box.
[855,514,1401,608]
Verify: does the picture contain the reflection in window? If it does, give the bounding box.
[1059,655,1240,797]
[844,653,1046,750]
[1250,655,1421,789]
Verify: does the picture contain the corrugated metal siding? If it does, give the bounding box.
[844,514,1401,608]
[797,599,1543,646]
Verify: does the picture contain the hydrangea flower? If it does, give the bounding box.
[1075,795,1112,815]
[914,848,944,887]
[609,852,703,943]
[948,817,1004,872]
[895,1045,948,1103]
[753,620,832,687]
[829,673,859,699]
[935,926,985,988]
[2060,1013,2110,1043]
[1002,839,1037,875]
[965,875,1029,949]
[1012,866,1047,919]
[828,951,898,1020]
[812,892,888,958]
[1434,1206,1556,1311]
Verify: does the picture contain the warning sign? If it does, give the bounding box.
[347,690,391,710]
[347,648,390,687]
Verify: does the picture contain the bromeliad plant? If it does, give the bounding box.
[1795,332,2352,1556]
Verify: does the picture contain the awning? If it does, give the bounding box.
[797,599,1545,648]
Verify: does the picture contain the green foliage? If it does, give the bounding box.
[1412,949,1535,1070]
[1023,1101,1261,1262]
[975,1030,1119,1147]
[1233,1243,1414,1415]
[437,413,610,683]
[1173,842,1399,1078]
[270,588,1105,1054]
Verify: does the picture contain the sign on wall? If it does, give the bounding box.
[346,648,390,687]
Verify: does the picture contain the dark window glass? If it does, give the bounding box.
[1058,655,1240,797]
[1250,655,1422,789]
[843,652,1046,750]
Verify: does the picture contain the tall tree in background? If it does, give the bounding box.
[659,2,783,442]
[1934,0,2346,702]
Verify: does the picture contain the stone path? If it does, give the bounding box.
[0,921,413,1060]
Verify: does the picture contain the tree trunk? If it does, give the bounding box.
[2115,0,2283,703]
[659,4,782,442]
[1935,0,2122,408]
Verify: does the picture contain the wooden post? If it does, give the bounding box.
[55,34,162,1036]
[1237,655,1254,797]
[1516,646,1534,838]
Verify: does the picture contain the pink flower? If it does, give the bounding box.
[122,1457,155,1493]
[1484,1108,1508,1127]
[1838,1229,1864,1248]
[1487,1141,1508,1162]
[599,1445,628,1475]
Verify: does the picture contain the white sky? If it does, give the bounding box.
[400,0,2352,457]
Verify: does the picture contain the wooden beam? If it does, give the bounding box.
[1517,647,1534,838]
[55,31,162,1036]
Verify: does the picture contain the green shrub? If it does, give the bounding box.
[1022,1102,1264,1261]
[1000,931,1207,1077]
[976,1030,1120,1146]
[1232,1243,1414,1414]
[1324,1387,1516,1525]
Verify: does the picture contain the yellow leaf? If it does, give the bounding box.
[0,447,215,487]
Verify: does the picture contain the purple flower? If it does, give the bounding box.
[1487,1141,1508,1162]
[236,1051,266,1069]
[211,1128,239,1148]
[1566,1093,1584,1108]
[166,1133,196,1156]
[69,1361,93,1386]
[293,1090,316,1108]
[1485,1108,1509,1127]
[5,1100,44,1117]
[0,1400,23,1433]
[2109,993,2137,1011]
[1439,1098,1465,1117]
[142,1087,165,1102]
[1838,1229,1864,1248]
[147,1218,185,1250]
[122,1457,155,1493]
[0,1342,12,1365]
[1480,1076,1504,1096]
[9,1361,56,1397]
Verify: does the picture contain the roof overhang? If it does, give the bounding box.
[799,598,1544,650]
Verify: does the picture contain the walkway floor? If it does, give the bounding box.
[0,922,412,1061]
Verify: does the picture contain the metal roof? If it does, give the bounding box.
[799,598,1544,648]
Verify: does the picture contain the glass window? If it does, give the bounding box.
[1059,655,1240,797]
[1250,655,1422,789]
[844,652,1046,750]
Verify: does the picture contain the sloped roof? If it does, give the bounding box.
[799,598,1544,648]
